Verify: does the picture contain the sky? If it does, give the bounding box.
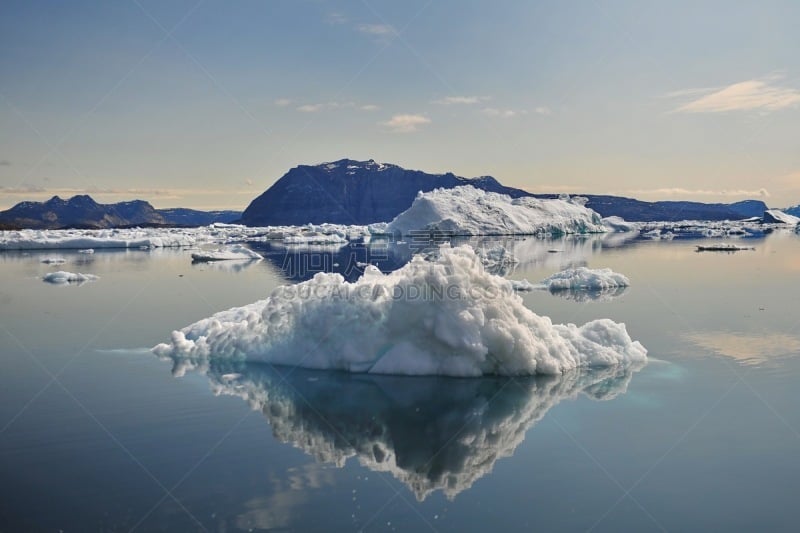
[1,0,799,210]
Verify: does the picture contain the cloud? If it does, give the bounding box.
[326,12,348,25]
[274,98,292,107]
[296,103,324,113]
[294,101,377,113]
[669,76,800,113]
[481,107,520,118]
[433,96,488,105]
[624,187,770,198]
[0,159,11,166]
[357,23,397,36]
[380,114,431,133]
[534,106,552,115]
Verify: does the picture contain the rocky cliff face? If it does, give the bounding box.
[240,159,530,226]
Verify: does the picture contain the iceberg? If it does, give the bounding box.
[159,361,643,501]
[191,244,262,262]
[385,186,607,236]
[42,271,99,284]
[154,245,646,376]
[0,228,195,250]
[539,266,630,291]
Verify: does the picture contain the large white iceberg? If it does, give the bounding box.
[384,186,607,236]
[154,244,646,376]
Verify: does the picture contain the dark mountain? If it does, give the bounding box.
[241,159,770,225]
[158,208,242,226]
[785,205,800,217]
[240,159,529,226]
[0,195,166,229]
[0,195,245,229]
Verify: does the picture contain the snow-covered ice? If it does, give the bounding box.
[191,244,262,262]
[42,271,99,284]
[154,244,646,376]
[385,186,607,236]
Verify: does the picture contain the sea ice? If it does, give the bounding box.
[154,244,646,376]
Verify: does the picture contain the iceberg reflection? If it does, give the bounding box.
[164,358,643,501]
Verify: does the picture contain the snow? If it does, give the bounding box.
[385,186,607,236]
[42,271,99,284]
[191,244,262,262]
[162,362,641,501]
[539,266,630,291]
[154,244,647,377]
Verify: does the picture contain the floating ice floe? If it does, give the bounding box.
[384,186,608,236]
[40,256,66,264]
[695,243,755,252]
[191,244,263,262]
[159,362,642,501]
[42,271,99,284]
[539,266,630,291]
[154,244,646,376]
[77,248,94,254]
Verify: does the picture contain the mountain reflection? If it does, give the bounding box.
[165,358,643,501]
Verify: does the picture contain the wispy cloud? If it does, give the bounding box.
[669,75,800,113]
[0,159,11,166]
[533,106,552,116]
[380,114,431,133]
[274,98,292,107]
[433,96,489,105]
[357,23,397,36]
[481,107,521,118]
[326,12,348,25]
[294,101,376,113]
[296,103,325,113]
[624,187,770,198]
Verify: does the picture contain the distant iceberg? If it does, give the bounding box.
[540,266,630,291]
[384,186,608,236]
[42,271,98,284]
[154,245,646,376]
[191,244,262,262]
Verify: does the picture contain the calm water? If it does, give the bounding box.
[1,231,800,532]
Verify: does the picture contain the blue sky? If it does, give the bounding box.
[1,0,799,209]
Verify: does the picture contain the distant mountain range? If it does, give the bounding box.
[0,195,240,229]
[0,159,783,229]
[241,159,768,225]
